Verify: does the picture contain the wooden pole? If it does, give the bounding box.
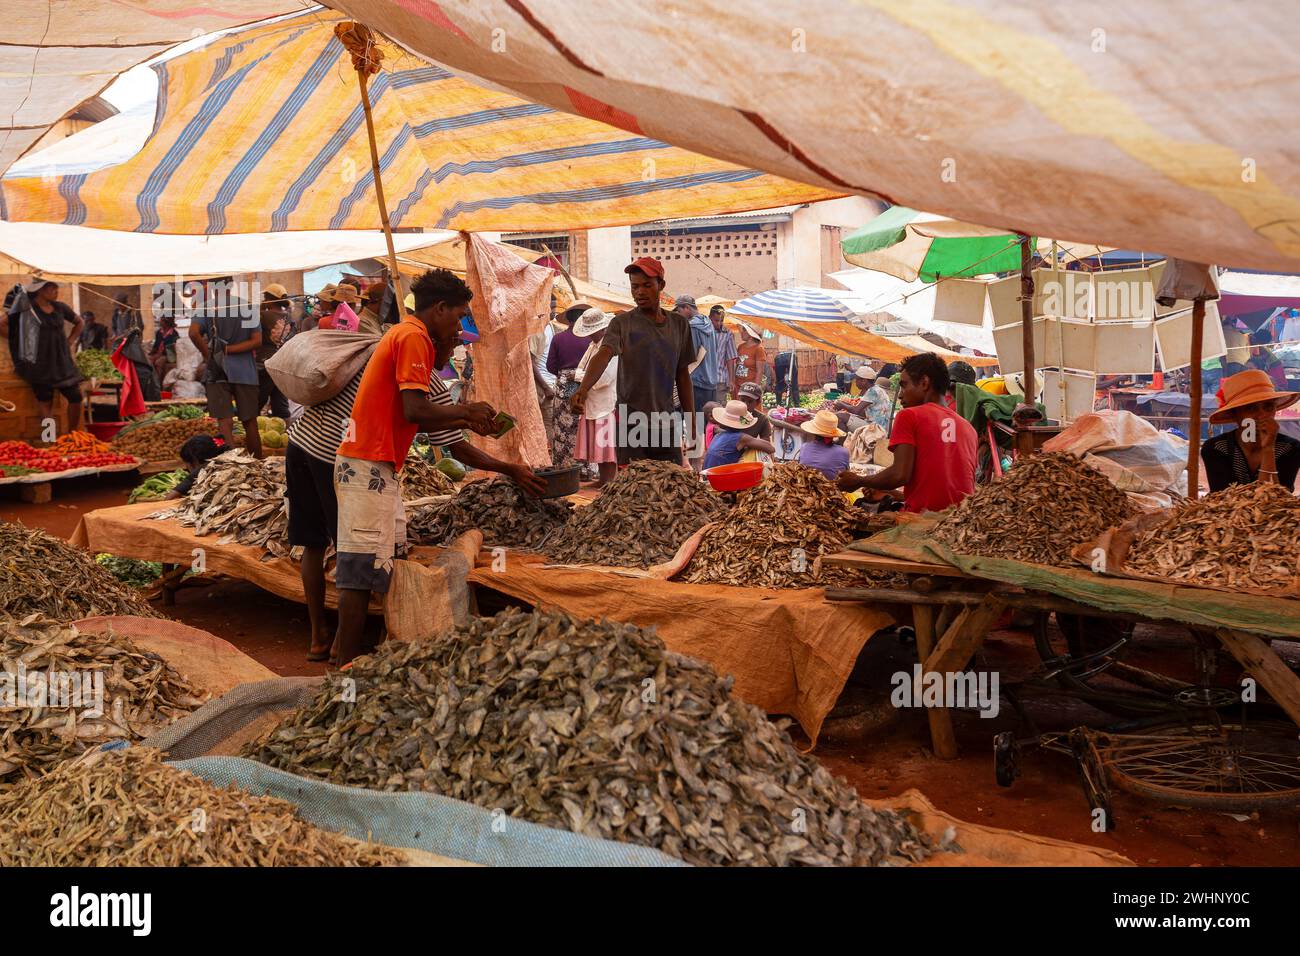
[1186,299,1206,499]
[337,22,406,312]
[1017,233,1036,458]
[356,69,405,311]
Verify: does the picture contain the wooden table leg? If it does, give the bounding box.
[913,603,959,760]
[1216,628,1300,728]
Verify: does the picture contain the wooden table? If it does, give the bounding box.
[821,550,1300,759]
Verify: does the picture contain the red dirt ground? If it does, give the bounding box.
[5,476,1299,866]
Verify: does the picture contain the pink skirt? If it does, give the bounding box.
[576,412,618,464]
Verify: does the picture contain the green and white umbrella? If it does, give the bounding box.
[841,206,1110,283]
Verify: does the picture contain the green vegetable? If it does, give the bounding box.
[76,348,122,382]
[435,457,467,481]
[128,469,187,503]
[0,464,40,477]
[95,554,164,588]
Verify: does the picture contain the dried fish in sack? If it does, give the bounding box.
[0,521,157,620]
[0,747,401,866]
[0,616,204,790]
[931,452,1135,567]
[545,460,729,568]
[1125,481,1300,590]
[244,609,934,867]
[406,478,571,550]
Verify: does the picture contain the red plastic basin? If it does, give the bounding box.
[87,421,126,441]
[703,461,763,492]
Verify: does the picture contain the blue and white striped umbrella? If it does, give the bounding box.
[729,288,862,323]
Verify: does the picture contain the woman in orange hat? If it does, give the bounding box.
[1202,369,1300,492]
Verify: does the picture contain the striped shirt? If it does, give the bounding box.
[288,370,463,465]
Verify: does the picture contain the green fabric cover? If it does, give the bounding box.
[840,206,1028,281]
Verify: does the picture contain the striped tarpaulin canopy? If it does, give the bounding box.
[729,288,861,324]
[0,10,834,234]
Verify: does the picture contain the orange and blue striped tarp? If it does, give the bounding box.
[0,10,834,234]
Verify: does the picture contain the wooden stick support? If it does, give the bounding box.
[338,22,407,311]
[1017,234,1037,459]
[1186,298,1206,499]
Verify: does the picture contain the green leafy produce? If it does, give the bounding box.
[75,349,122,382]
[95,554,164,588]
[0,465,40,477]
[152,404,205,421]
[128,469,187,503]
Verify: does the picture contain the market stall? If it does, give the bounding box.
[824,516,1300,754]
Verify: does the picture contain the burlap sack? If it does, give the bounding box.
[265,329,377,405]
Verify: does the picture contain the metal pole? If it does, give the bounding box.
[1186,299,1206,499]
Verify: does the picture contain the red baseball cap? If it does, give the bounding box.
[624,256,665,280]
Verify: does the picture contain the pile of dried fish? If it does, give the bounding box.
[932,452,1135,567]
[400,451,456,501]
[1125,481,1300,590]
[682,463,865,588]
[149,451,289,557]
[0,522,158,620]
[245,610,932,866]
[406,478,571,550]
[0,616,204,789]
[0,747,400,866]
[545,460,729,568]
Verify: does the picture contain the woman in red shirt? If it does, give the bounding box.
[836,353,977,513]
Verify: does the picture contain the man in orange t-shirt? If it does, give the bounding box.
[332,269,543,664]
[836,352,976,513]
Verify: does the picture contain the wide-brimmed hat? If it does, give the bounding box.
[330,283,362,306]
[855,365,876,381]
[23,278,55,294]
[573,307,611,337]
[712,399,756,430]
[800,408,846,438]
[1210,369,1300,424]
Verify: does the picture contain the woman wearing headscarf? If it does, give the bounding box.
[546,303,592,466]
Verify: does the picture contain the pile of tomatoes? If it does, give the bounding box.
[0,440,138,474]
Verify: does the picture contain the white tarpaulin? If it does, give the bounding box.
[322,0,1300,272]
[828,268,996,352]
[0,222,456,284]
[0,1,299,173]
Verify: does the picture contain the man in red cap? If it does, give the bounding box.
[572,257,696,464]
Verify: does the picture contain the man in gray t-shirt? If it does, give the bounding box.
[571,257,695,465]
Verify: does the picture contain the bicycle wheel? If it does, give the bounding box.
[1091,721,1300,810]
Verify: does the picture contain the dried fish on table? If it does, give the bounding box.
[1125,481,1300,590]
[149,451,289,558]
[0,616,204,790]
[0,521,158,620]
[932,452,1136,567]
[682,462,866,589]
[545,460,729,568]
[406,478,571,551]
[245,609,933,866]
[400,450,456,500]
[0,747,400,866]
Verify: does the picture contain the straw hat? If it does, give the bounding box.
[262,282,289,301]
[800,408,846,438]
[573,307,612,337]
[316,283,338,304]
[712,399,756,430]
[331,283,362,306]
[1209,369,1300,424]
